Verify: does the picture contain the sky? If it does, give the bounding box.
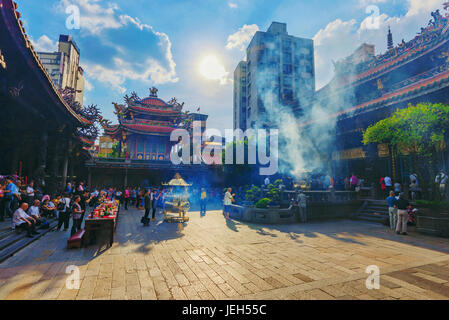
[18,0,446,133]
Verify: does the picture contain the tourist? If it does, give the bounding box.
[12,202,38,238]
[41,198,56,218]
[379,176,386,197]
[350,174,358,191]
[4,177,20,219]
[28,199,44,226]
[0,180,6,222]
[384,175,393,193]
[56,193,71,231]
[264,177,270,187]
[124,187,130,210]
[410,173,419,187]
[159,189,166,214]
[200,187,207,216]
[297,191,308,223]
[65,182,72,195]
[71,195,84,236]
[131,188,137,206]
[26,181,35,206]
[395,193,410,236]
[80,191,94,221]
[223,188,234,220]
[435,170,448,201]
[386,191,397,230]
[394,182,401,195]
[151,189,159,222]
[142,190,152,226]
[409,178,419,201]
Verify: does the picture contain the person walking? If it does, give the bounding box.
[56,193,71,231]
[71,196,84,236]
[395,193,410,235]
[142,190,152,226]
[200,188,207,216]
[124,187,130,210]
[387,191,397,230]
[297,191,308,222]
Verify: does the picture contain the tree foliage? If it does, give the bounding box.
[363,103,449,156]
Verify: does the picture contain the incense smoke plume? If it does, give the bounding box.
[255,44,356,178]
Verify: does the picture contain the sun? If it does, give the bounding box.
[199,55,229,84]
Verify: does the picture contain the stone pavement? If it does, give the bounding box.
[1,207,449,300]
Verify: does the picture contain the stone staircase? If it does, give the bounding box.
[355,200,389,224]
[0,218,58,263]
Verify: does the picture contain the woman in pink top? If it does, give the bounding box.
[124,187,130,210]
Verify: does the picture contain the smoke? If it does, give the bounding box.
[254,41,357,179]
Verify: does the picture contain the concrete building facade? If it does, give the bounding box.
[233,22,315,130]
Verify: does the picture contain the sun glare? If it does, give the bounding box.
[199,55,228,84]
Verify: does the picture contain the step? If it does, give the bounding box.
[0,232,25,251]
[361,209,389,214]
[355,215,388,224]
[0,219,58,263]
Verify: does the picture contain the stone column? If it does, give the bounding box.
[87,168,92,191]
[34,130,48,190]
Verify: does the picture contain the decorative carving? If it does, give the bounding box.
[150,87,158,97]
[9,82,23,97]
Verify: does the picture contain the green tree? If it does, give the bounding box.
[363,103,449,189]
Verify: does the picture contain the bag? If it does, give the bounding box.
[40,221,50,229]
[57,199,66,211]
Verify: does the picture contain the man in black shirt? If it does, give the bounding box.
[394,193,410,235]
[141,190,152,226]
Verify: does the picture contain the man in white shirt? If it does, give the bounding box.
[26,181,35,206]
[223,188,234,220]
[28,199,44,226]
[297,192,308,223]
[12,202,38,237]
[384,176,392,193]
[264,177,270,186]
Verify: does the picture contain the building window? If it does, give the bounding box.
[283,64,292,74]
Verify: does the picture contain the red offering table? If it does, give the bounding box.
[84,200,120,247]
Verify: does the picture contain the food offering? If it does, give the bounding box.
[89,199,119,220]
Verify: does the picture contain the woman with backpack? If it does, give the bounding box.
[56,193,71,232]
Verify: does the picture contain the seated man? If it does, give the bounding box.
[27,199,45,226]
[12,202,39,237]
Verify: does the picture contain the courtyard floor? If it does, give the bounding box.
[1,207,449,300]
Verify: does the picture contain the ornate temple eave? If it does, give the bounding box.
[0,0,92,126]
[330,10,449,91]
[300,68,449,128]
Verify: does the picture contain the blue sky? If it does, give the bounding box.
[19,0,444,132]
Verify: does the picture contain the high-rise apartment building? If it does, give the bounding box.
[37,34,85,106]
[233,22,315,130]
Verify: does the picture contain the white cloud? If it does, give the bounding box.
[56,1,178,92]
[313,0,445,89]
[228,2,238,9]
[58,0,122,35]
[358,0,387,7]
[31,35,57,52]
[226,24,259,51]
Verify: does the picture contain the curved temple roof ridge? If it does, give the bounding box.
[331,6,449,89]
